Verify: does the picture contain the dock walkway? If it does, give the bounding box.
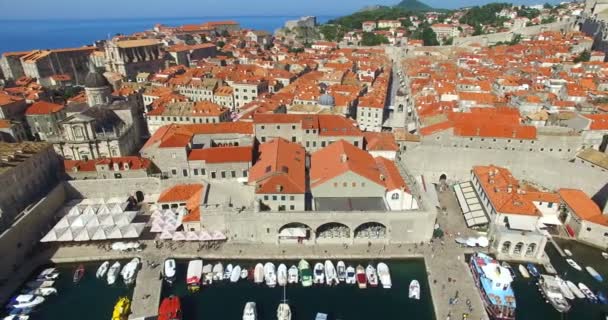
[129,255,163,320]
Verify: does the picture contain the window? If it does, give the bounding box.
[352,182,356,187]
[321,141,326,147]
[343,182,347,187]
[272,195,277,200]
[202,168,206,175]
[587,227,592,232]
[548,202,553,208]
[292,137,296,142]
[171,169,177,175]
[243,170,248,177]
[292,125,296,130]
[333,182,338,187]
[277,125,281,129]
[281,196,286,201]
[264,195,268,200]
[391,193,399,200]
[221,171,226,178]
[182,169,188,177]
[290,196,295,201]
[211,172,216,179]
[290,205,295,210]
[231,171,236,178]
[354,141,359,147]
[194,168,199,175]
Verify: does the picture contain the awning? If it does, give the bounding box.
[279,228,307,238]
[539,215,562,226]
[507,218,536,231]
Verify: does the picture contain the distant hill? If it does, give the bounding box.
[393,0,433,12]
[358,5,390,12]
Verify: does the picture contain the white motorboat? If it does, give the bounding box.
[107,262,121,285]
[586,266,604,282]
[365,264,378,287]
[602,252,608,260]
[313,263,325,285]
[121,258,140,285]
[538,275,571,313]
[324,260,338,286]
[25,280,54,290]
[277,302,291,320]
[287,265,298,284]
[212,263,224,281]
[231,265,242,283]
[241,268,248,279]
[26,287,57,297]
[96,261,109,279]
[9,296,44,310]
[163,259,176,285]
[518,264,530,278]
[277,264,288,287]
[578,282,598,303]
[345,266,356,285]
[336,261,346,282]
[203,264,213,285]
[409,280,421,299]
[254,263,264,284]
[3,315,29,320]
[187,259,203,292]
[566,259,582,271]
[242,301,257,320]
[566,280,585,299]
[377,262,392,289]
[37,268,59,280]
[224,264,233,281]
[555,276,575,300]
[264,262,277,288]
[564,249,573,257]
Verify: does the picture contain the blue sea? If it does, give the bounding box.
[0,16,336,54]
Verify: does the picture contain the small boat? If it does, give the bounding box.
[538,275,571,313]
[96,261,109,279]
[264,262,277,288]
[564,249,573,257]
[336,261,346,282]
[9,296,44,310]
[277,285,291,320]
[518,264,530,278]
[313,263,325,285]
[25,287,57,297]
[315,313,328,320]
[163,259,177,285]
[298,260,313,287]
[254,263,264,284]
[107,262,121,285]
[224,264,233,281]
[3,315,29,320]
[566,280,585,299]
[121,258,140,285]
[73,264,85,283]
[241,268,248,279]
[277,264,287,287]
[409,280,421,299]
[25,280,54,289]
[526,263,540,278]
[111,296,130,320]
[566,259,582,271]
[186,259,203,293]
[366,264,378,287]
[345,266,356,284]
[579,282,598,303]
[242,301,257,320]
[602,252,608,259]
[37,268,59,280]
[599,291,608,304]
[501,262,516,279]
[555,276,575,300]
[377,263,392,289]
[203,264,213,285]
[212,263,223,281]
[356,265,367,289]
[324,260,338,286]
[586,266,603,282]
[287,265,298,284]
[158,295,181,320]
[231,265,242,283]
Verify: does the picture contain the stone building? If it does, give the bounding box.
[25,101,66,140]
[146,100,231,135]
[0,119,28,142]
[230,78,268,109]
[0,52,27,80]
[64,156,155,180]
[0,92,28,121]
[576,148,608,172]
[84,67,112,106]
[0,142,62,232]
[19,47,96,86]
[559,188,608,249]
[104,37,165,79]
[167,43,217,66]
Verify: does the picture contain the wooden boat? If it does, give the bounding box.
[566,258,582,271]
[73,264,85,283]
[518,264,530,278]
[158,295,181,320]
[356,265,367,289]
[586,266,603,282]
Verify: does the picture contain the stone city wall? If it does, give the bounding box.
[453,19,574,47]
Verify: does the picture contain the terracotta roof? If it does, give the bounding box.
[143,122,253,149]
[253,114,363,137]
[558,188,603,222]
[64,156,151,172]
[585,114,608,130]
[374,157,408,192]
[25,101,64,115]
[158,184,204,203]
[248,138,306,194]
[188,146,253,163]
[364,132,398,151]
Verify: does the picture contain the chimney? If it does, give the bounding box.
[275,185,283,192]
[123,162,130,170]
[340,154,348,163]
[380,174,386,181]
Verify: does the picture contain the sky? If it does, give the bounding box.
[0,0,566,20]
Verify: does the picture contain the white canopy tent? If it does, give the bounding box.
[40,229,58,242]
[172,231,186,241]
[159,230,175,240]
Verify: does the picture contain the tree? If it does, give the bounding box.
[543,3,553,9]
[319,24,345,42]
[361,32,389,46]
[444,37,454,45]
[541,16,556,24]
[574,50,591,63]
[221,30,230,37]
[216,41,225,48]
[473,24,484,36]
[421,27,439,46]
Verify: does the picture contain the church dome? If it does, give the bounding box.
[319,93,335,107]
[85,70,110,88]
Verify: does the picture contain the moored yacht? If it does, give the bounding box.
[538,275,571,313]
[324,260,338,286]
[518,264,530,278]
[579,282,598,303]
[96,262,109,279]
[277,264,287,287]
[264,262,277,288]
[298,260,312,287]
[336,261,346,282]
[107,262,121,285]
[158,295,182,320]
[242,301,257,320]
[365,264,378,287]
[254,263,264,284]
[163,259,177,285]
[202,264,213,285]
[224,264,233,281]
[555,276,575,300]
[566,259,582,271]
[409,280,420,299]
[377,262,391,289]
[313,263,325,285]
[212,263,223,281]
[186,259,203,293]
[277,286,291,320]
[469,252,516,320]
[345,266,356,285]
[566,281,585,299]
[121,258,140,285]
[287,265,298,284]
[37,268,59,281]
[231,265,242,283]
[356,265,367,289]
[586,266,603,282]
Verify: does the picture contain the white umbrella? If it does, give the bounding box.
[163,209,175,216]
[83,205,97,215]
[113,214,130,226]
[172,231,186,241]
[74,227,91,242]
[163,221,178,232]
[86,216,100,228]
[159,230,174,240]
[56,228,74,242]
[54,216,71,229]
[150,210,163,219]
[210,231,227,241]
[91,227,108,240]
[107,197,127,204]
[186,231,199,241]
[198,230,212,241]
[97,204,111,215]
[40,229,57,242]
[150,221,165,233]
[132,223,145,237]
[67,206,81,216]
[98,214,115,226]
[110,203,125,214]
[124,211,138,223]
[120,225,139,238]
[71,213,93,228]
[106,226,123,239]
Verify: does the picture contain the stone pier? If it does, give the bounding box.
[129,255,163,320]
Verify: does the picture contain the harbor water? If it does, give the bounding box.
[162,259,435,320]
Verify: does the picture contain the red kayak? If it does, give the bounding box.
[158,295,182,320]
[73,264,85,283]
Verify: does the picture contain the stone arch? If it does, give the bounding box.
[398,104,404,112]
[501,241,512,253]
[439,173,447,181]
[316,222,351,239]
[135,191,144,203]
[278,222,312,241]
[525,243,537,257]
[513,242,525,255]
[354,222,387,239]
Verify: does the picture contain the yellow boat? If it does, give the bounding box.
[111,296,130,320]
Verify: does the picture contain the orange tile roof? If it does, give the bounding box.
[364,132,398,151]
[143,122,253,149]
[248,138,306,194]
[558,188,603,222]
[25,101,64,115]
[585,114,608,130]
[158,184,204,203]
[374,157,408,192]
[64,156,152,172]
[188,146,253,163]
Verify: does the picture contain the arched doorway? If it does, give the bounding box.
[501,241,512,254]
[135,191,144,203]
[278,222,312,243]
[354,222,387,239]
[439,174,447,181]
[316,222,351,240]
[513,242,524,255]
[525,243,537,257]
